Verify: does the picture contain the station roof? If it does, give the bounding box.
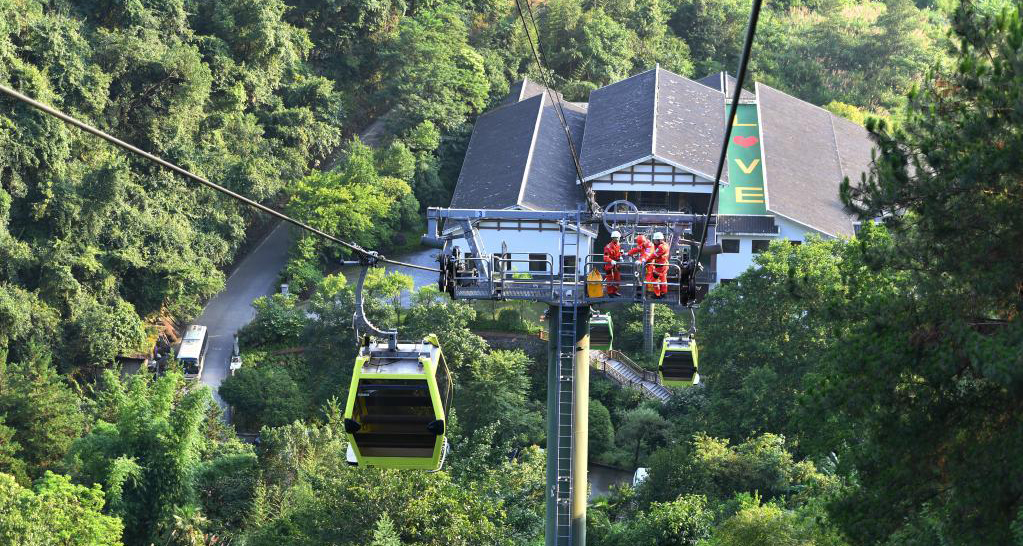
[757,82,872,237]
[451,69,874,238]
[579,67,726,182]
[450,90,586,211]
[695,71,757,102]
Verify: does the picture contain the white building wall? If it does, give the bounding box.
[714,216,832,283]
[715,236,758,282]
[587,158,715,194]
[458,222,595,275]
[774,215,831,242]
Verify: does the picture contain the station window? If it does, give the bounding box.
[752,240,771,253]
[721,239,740,253]
[528,253,548,272]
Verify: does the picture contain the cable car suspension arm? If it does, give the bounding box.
[349,261,399,351]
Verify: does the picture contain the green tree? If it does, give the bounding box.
[219,365,307,431]
[616,406,668,468]
[638,434,829,509]
[756,0,941,111]
[705,500,817,546]
[668,0,748,75]
[808,4,1023,542]
[241,293,309,347]
[69,297,147,366]
[694,238,847,442]
[455,349,543,449]
[370,514,403,546]
[287,138,417,259]
[0,471,124,546]
[0,345,86,478]
[65,370,214,545]
[624,495,713,546]
[0,416,26,486]
[589,399,615,458]
[378,5,489,135]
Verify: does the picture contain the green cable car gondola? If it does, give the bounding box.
[344,334,451,470]
[590,312,614,351]
[658,334,700,387]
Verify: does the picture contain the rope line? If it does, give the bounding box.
[0,83,440,273]
[693,0,765,269]
[512,0,598,213]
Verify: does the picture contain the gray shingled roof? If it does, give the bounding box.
[580,67,726,181]
[450,93,585,211]
[579,69,655,179]
[756,82,869,237]
[717,215,779,234]
[501,77,561,106]
[655,69,727,182]
[696,72,756,102]
[520,100,586,210]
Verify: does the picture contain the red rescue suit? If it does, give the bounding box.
[648,241,670,297]
[627,235,653,262]
[627,235,653,292]
[603,240,622,295]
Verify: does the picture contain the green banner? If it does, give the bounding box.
[717,103,767,215]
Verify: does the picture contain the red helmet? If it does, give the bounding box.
[635,235,647,244]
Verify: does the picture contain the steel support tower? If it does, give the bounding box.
[423,206,712,546]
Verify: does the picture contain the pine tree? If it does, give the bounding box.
[370,514,403,546]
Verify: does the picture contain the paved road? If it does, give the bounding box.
[196,223,291,410]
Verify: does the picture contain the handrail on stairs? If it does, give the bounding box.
[590,351,667,400]
[606,349,659,383]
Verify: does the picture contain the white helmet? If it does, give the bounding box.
[652,232,664,241]
[610,230,621,238]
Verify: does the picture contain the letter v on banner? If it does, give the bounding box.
[735,158,760,174]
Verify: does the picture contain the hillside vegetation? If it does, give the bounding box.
[1,0,1021,544]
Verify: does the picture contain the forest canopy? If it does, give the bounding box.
[2,0,1021,544]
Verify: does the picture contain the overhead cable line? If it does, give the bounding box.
[512,0,598,213]
[0,83,440,273]
[693,0,764,269]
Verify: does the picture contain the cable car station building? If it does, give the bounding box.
[450,66,874,288]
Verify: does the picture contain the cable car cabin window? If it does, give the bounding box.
[721,239,740,253]
[752,240,771,253]
[662,349,697,379]
[351,378,437,458]
[529,253,548,273]
[435,354,451,415]
[590,325,612,347]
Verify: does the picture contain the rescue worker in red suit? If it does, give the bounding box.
[627,234,653,299]
[603,230,623,297]
[649,232,670,298]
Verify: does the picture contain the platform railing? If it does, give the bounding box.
[451,252,699,303]
[583,255,685,302]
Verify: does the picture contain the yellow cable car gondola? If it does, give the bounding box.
[589,312,613,351]
[658,334,699,386]
[344,334,451,470]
